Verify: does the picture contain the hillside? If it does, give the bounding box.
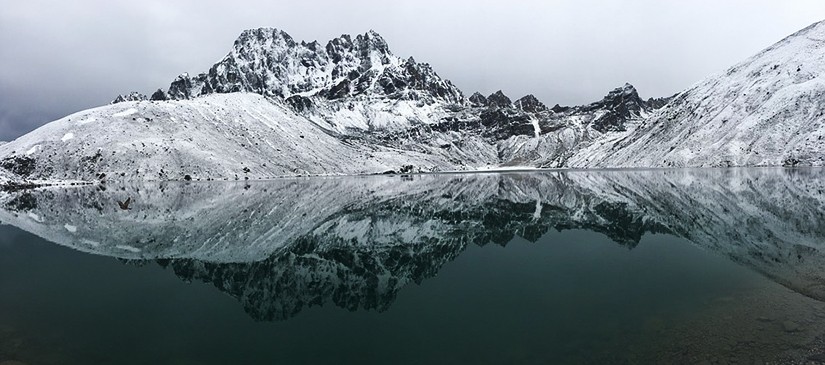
[569,20,825,167]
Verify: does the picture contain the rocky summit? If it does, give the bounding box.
[162,28,464,105]
[1,20,825,184]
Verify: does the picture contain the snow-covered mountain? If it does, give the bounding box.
[0,169,823,320]
[570,21,825,167]
[0,27,666,182]
[162,28,464,105]
[0,20,823,184]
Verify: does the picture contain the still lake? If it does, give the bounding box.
[1,168,824,364]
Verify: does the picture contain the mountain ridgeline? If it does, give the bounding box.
[2,21,825,182]
[144,27,667,144]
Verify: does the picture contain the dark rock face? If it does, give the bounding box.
[514,94,548,113]
[324,78,351,100]
[646,95,676,109]
[5,191,37,211]
[487,90,512,108]
[150,89,168,101]
[551,104,570,113]
[584,83,650,133]
[479,109,535,139]
[469,92,488,106]
[285,95,313,112]
[1,156,36,177]
[167,74,197,100]
[111,92,147,104]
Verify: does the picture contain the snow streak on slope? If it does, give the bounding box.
[570,20,825,167]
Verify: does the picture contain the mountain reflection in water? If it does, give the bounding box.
[1,168,823,323]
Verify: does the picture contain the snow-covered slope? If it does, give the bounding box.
[1,169,823,319]
[570,20,825,167]
[0,93,471,181]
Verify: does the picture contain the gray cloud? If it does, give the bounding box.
[1,0,824,140]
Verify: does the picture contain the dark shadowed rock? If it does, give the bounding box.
[1,156,36,177]
[326,79,351,100]
[585,83,646,133]
[286,95,313,112]
[646,95,676,109]
[167,73,197,100]
[487,90,512,108]
[150,89,168,101]
[551,104,570,113]
[514,94,548,113]
[469,92,488,107]
[479,109,535,139]
[111,92,147,104]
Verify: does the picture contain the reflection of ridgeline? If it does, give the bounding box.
[567,169,825,300]
[158,236,466,321]
[154,196,670,321]
[0,169,823,320]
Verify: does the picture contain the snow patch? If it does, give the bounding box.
[532,200,542,221]
[77,117,96,125]
[64,224,77,233]
[81,239,100,247]
[112,108,138,117]
[116,245,141,253]
[61,133,74,142]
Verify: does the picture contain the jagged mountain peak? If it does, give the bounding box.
[353,29,390,54]
[111,91,147,104]
[582,83,649,133]
[590,83,644,109]
[164,27,463,105]
[604,83,641,101]
[487,90,512,108]
[150,89,167,101]
[551,104,571,113]
[514,94,548,113]
[324,30,393,61]
[235,27,296,47]
[469,92,488,106]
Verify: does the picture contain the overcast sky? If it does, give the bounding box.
[1,1,824,140]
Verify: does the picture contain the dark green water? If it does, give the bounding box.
[1,169,824,364]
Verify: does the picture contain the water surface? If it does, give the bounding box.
[1,168,824,364]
